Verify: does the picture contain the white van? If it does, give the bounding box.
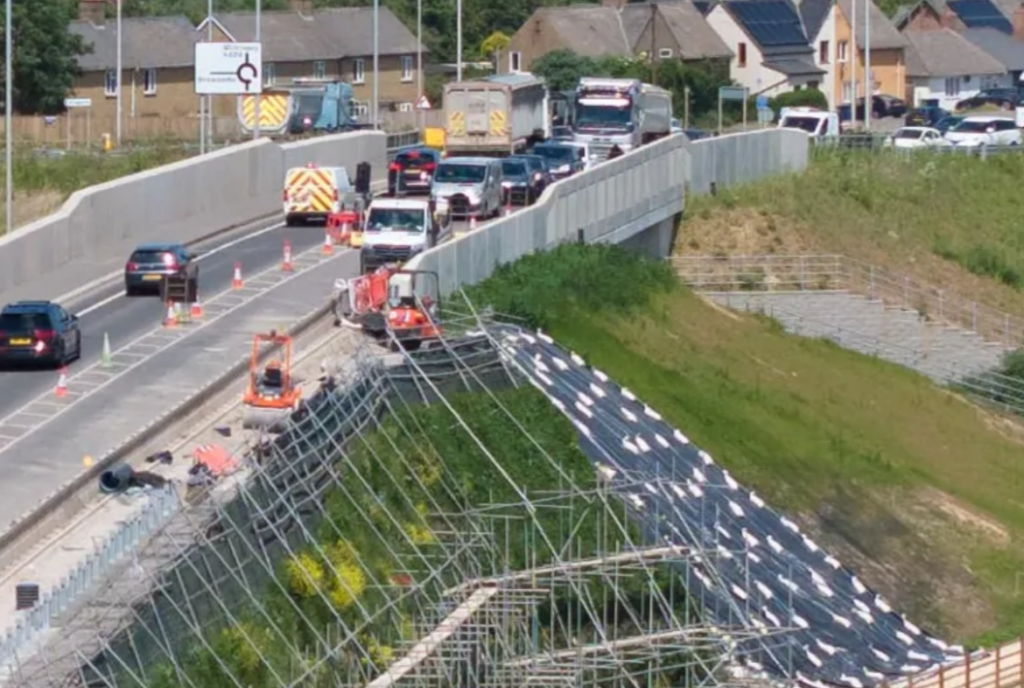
[430,157,503,219]
[777,107,840,139]
[360,198,441,272]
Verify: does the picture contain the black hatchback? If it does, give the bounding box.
[388,147,441,196]
[125,243,199,296]
[0,301,82,367]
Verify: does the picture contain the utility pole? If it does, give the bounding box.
[116,0,122,146]
[373,0,379,128]
[417,0,423,133]
[864,0,871,131]
[850,0,857,129]
[650,3,658,86]
[206,0,213,150]
[5,0,12,237]
[253,0,261,141]
[456,0,462,82]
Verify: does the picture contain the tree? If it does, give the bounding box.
[0,0,91,115]
[480,30,510,65]
[531,49,596,91]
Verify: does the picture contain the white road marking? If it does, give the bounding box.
[75,222,286,317]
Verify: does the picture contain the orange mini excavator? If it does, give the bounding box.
[241,330,303,432]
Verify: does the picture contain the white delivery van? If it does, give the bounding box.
[360,198,442,272]
[777,107,840,140]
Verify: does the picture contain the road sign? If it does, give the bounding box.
[718,86,748,102]
[756,94,769,110]
[63,98,92,108]
[194,42,262,95]
[415,95,432,110]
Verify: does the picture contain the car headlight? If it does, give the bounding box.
[501,181,512,188]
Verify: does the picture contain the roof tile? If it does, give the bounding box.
[903,27,1005,76]
[71,16,199,71]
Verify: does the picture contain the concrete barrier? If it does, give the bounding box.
[0,131,389,297]
[405,129,810,293]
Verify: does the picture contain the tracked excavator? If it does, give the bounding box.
[241,331,303,432]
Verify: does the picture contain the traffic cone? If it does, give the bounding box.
[232,262,244,290]
[504,198,513,217]
[190,293,204,319]
[323,229,334,255]
[282,240,293,272]
[340,221,352,246]
[469,215,478,232]
[55,368,68,398]
[101,333,112,368]
[163,302,177,328]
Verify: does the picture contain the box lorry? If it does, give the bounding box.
[443,73,550,156]
[571,78,673,159]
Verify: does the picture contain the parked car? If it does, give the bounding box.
[884,126,951,149]
[934,115,964,135]
[955,88,1019,111]
[531,143,585,179]
[943,115,1021,147]
[124,243,199,296]
[387,146,440,196]
[905,106,950,127]
[855,94,907,119]
[0,300,81,368]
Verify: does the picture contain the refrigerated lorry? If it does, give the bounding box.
[443,73,550,156]
[572,78,673,159]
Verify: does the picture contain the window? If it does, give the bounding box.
[737,42,747,67]
[352,100,370,118]
[104,70,117,97]
[658,48,673,59]
[842,80,854,103]
[819,40,829,64]
[944,77,960,97]
[509,51,522,72]
[313,60,326,79]
[264,62,276,87]
[399,102,413,113]
[401,55,413,82]
[837,40,848,63]
[142,68,157,96]
[352,58,365,84]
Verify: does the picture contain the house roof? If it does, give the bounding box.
[895,0,1019,30]
[798,0,833,40]
[71,16,199,71]
[764,54,827,74]
[721,0,811,49]
[836,0,908,48]
[903,27,1006,76]
[947,0,1012,32]
[961,26,1024,69]
[521,2,730,61]
[209,7,423,61]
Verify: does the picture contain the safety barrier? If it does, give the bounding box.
[404,129,810,294]
[0,130,392,298]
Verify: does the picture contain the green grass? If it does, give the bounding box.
[467,243,1024,645]
[681,149,1024,313]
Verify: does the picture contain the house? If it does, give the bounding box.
[800,0,907,109]
[201,0,426,119]
[961,26,1024,80]
[895,0,1020,35]
[903,28,1009,107]
[502,0,732,75]
[69,0,200,128]
[705,0,825,97]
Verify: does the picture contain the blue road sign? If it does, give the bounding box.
[756,95,769,110]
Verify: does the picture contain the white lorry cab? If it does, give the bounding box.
[360,198,442,272]
[283,163,359,226]
[777,107,840,139]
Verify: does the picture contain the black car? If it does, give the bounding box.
[531,143,584,179]
[513,154,554,187]
[905,106,950,127]
[0,301,81,367]
[501,158,544,205]
[955,88,1019,112]
[855,94,907,119]
[388,147,440,196]
[124,243,199,296]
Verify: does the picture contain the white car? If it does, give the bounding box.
[884,126,950,149]
[943,116,1021,147]
[563,140,597,169]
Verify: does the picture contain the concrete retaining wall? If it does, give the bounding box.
[0,131,388,296]
[405,128,810,294]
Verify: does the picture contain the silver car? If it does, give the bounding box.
[430,157,503,220]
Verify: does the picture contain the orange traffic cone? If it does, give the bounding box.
[504,198,513,217]
[323,229,334,255]
[339,221,352,246]
[282,240,293,272]
[55,368,68,398]
[163,301,177,328]
[232,262,244,289]
[190,293,204,319]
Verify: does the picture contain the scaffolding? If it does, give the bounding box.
[2,297,798,688]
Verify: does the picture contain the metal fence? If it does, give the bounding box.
[813,133,1024,157]
[673,252,1024,415]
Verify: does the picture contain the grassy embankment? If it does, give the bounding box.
[1,145,190,233]
[469,244,1024,647]
[679,149,1024,317]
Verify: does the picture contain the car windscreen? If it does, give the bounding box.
[130,250,175,264]
[0,312,50,332]
[295,94,322,117]
[780,116,821,134]
[894,129,924,139]
[533,146,575,163]
[366,208,425,232]
[434,164,486,183]
[502,161,527,177]
[951,120,993,133]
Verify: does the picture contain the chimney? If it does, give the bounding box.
[289,0,314,16]
[1013,2,1024,40]
[78,0,105,26]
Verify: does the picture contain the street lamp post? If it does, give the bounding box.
[5,0,12,237]
[253,0,261,141]
[417,0,422,130]
[372,0,379,129]
[456,0,462,82]
[116,0,122,146]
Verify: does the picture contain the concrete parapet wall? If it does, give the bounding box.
[0,131,388,297]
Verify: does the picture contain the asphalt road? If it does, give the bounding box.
[0,221,330,419]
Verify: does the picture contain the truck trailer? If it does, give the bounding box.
[443,73,550,156]
[238,79,362,136]
[572,78,673,159]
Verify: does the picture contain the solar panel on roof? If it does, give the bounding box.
[948,0,1012,32]
[728,0,807,46]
